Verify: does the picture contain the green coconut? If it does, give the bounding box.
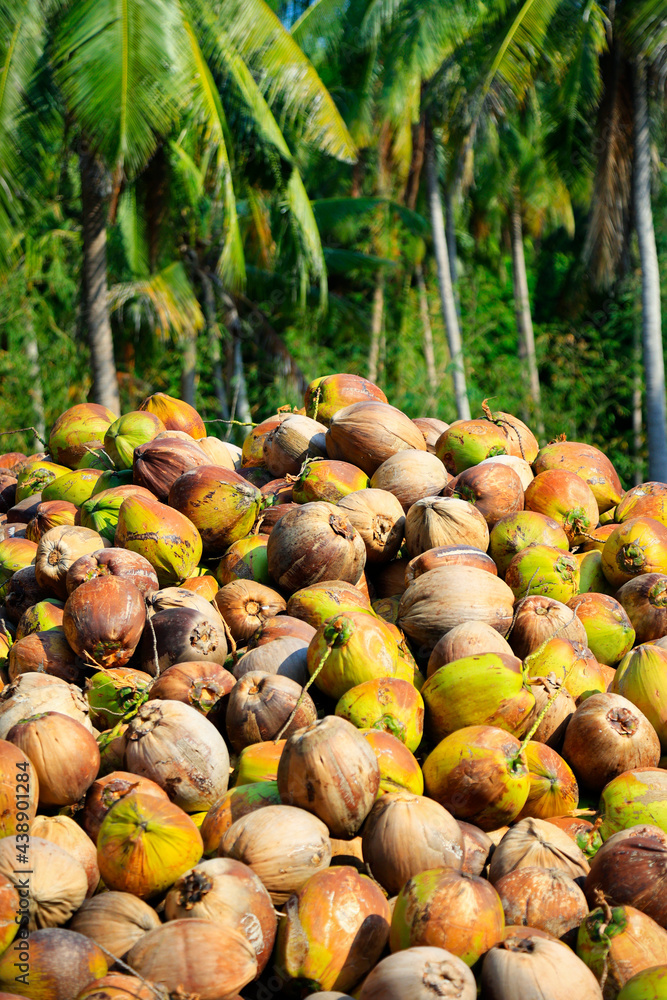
[436,419,510,475]
[114,493,203,586]
[215,535,270,587]
[79,486,153,542]
[421,652,535,743]
[15,599,64,639]
[489,511,569,577]
[90,469,134,495]
[85,667,152,729]
[168,466,263,557]
[567,593,635,666]
[48,402,117,469]
[422,724,530,831]
[598,768,667,838]
[41,468,105,506]
[286,580,375,628]
[611,644,667,750]
[617,965,667,999]
[15,461,70,502]
[576,549,614,595]
[104,411,166,469]
[304,372,387,425]
[505,543,580,602]
[335,677,424,751]
[306,612,410,701]
[0,537,37,586]
[292,458,370,504]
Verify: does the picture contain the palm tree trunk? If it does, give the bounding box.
[368,271,385,384]
[416,263,437,397]
[79,149,120,414]
[445,188,461,317]
[425,135,470,420]
[510,196,544,437]
[24,324,45,453]
[231,336,252,430]
[181,330,197,406]
[634,59,667,480]
[633,314,643,485]
[200,270,229,421]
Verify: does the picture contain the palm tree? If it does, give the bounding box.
[1,0,355,414]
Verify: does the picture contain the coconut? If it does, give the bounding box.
[15,597,64,640]
[138,391,206,438]
[370,451,449,511]
[459,822,493,876]
[78,485,157,542]
[336,488,406,564]
[15,461,70,502]
[516,741,579,819]
[598,770,667,839]
[422,652,534,742]
[398,566,515,653]
[139,606,228,676]
[361,728,424,795]
[48,403,117,468]
[617,573,667,644]
[219,804,332,904]
[8,629,81,684]
[525,676,576,749]
[65,546,159,597]
[104,411,166,468]
[534,440,623,514]
[562,694,661,790]
[147,660,234,723]
[567,592,636,665]
[277,716,380,837]
[126,919,256,1000]
[489,511,569,578]
[86,668,153,729]
[81,771,169,843]
[69,891,161,959]
[585,826,667,928]
[233,637,309,685]
[41,467,105,506]
[232,740,286,786]
[505,544,579,603]
[164,857,277,973]
[197,436,238,469]
[267,501,366,592]
[509,595,587,659]
[617,965,667,998]
[523,470,599,546]
[427,621,513,676]
[602,517,667,589]
[577,902,667,999]
[404,496,489,559]
[213,579,285,645]
[247,614,316,648]
[63,576,145,669]
[287,579,373,627]
[97,789,204,899]
[0,928,108,1000]
[326,401,426,476]
[125,699,229,812]
[305,372,387,425]
[2,566,51,623]
[362,792,464,894]
[479,453,534,489]
[0,673,92,738]
[358,946,476,1000]
[611,644,667,750]
[242,415,290,467]
[407,545,498,584]
[305,612,407,701]
[0,538,37,588]
[276,865,390,992]
[226,671,317,751]
[423,725,529,831]
[495,867,588,943]
[262,414,328,477]
[0,742,39,837]
[445,463,524,528]
[7,712,100,806]
[216,534,270,587]
[390,867,505,966]
[30,815,99,896]
[168,465,263,556]
[436,420,511,475]
[335,677,424,751]
[200,782,281,855]
[115,493,202,586]
[0,835,88,930]
[25,499,78,542]
[480,933,603,999]
[34,525,106,599]
[488,817,590,884]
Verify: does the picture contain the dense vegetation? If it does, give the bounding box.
[2,0,667,487]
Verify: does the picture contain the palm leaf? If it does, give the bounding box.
[312,197,428,235]
[196,0,356,162]
[324,247,398,271]
[117,187,149,277]
[180,15,245,290]
[53,0,180,176]
[290,0,349,54]
[623,0,667,80]
[0,0,45,239]
[480,0,565,105]
[109,260,204,338]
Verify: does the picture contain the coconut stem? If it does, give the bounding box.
[274,635,335,741]
[145,610,161,677]
[311,385,322,422]
[0,425,48,446]
[91,942,169,999]
[220,616,238,664]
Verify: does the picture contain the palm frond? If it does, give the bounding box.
[285,168,328,309]
[192,0,356,162]
[480,0,565,106]
[312,196,428,235]
[291,0,349,55]
[117,187,149,277]
[0,0,45,243]
[623,0,667,81]
[109,261,204,338]
[323,246,399,271]
[53,0,180,176]
[180,15,245,290]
